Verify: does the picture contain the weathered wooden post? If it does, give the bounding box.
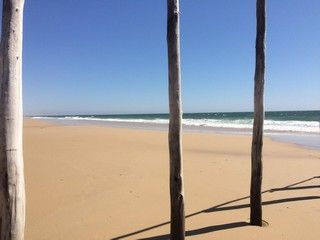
[0,0,26,239]
[167,0,185,239]
[250,0,266,226]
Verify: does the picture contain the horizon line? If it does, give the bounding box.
[25,109,320,117]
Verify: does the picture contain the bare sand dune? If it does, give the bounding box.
[24,119,320,240]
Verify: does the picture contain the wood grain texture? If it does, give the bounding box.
[250,0,266,227]
[167,0,185,239]
[0,0,25,239]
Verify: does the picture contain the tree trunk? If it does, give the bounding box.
[0,0,25,239]
[250,0,266,227]
[167,0,185,239]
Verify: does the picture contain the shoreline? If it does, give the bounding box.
[28,117,320,150]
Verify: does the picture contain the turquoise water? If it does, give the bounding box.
[35,110,320,134]
[44,110,320,121]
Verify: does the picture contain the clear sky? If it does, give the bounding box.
[2,0,320,115]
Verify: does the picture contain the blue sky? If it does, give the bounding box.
[2,0,320,115]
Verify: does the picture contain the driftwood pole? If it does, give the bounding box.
[167,0,185,239]
[250,0,266,226]
[0,0,26,239]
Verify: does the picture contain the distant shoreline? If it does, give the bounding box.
[27,117,320,150]
[30,110,320,134]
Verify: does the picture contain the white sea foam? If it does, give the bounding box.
[32,116,320,134]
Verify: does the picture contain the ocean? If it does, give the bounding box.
[33,110,320,149]
[34,111,319,134]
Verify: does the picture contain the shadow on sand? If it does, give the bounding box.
[111,176,320,240]
[138,222,249,240]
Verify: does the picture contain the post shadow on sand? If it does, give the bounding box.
[137,222,249,240]
[110,176,320,240]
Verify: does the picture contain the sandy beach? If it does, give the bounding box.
[24,119,320,240]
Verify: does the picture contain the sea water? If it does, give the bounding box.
[33,110,320,149]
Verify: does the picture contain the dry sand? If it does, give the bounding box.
[24,119,320,240]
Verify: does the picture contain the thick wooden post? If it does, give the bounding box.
[250,0,266,226]
[167,0,185,239]
[0,0,26,239]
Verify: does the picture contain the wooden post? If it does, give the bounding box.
[250,0,266,226]
[0,0,26,239]
[167,0,185,239]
